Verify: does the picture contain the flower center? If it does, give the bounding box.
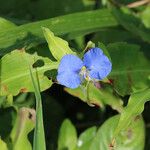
[79,66,91,81]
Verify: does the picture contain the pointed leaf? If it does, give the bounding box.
[58,119,77,150]
[42,27,74,60]
[0,17,16,30]
[29,62,46,150]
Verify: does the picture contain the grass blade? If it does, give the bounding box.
[28,59,46,150]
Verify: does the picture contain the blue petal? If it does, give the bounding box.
[57,54,83,88]
[57,54,83,74]
[57,72,81,88]
[83,47,112,80]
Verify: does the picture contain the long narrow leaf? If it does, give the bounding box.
[0,9,118,56]
[28,59,46,150]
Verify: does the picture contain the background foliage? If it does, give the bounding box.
[0,0,150,150]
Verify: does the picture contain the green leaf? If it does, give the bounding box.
[90,115,145,150]
[140,5,150,28]
[112,7,150,43]
[58,119,77,150]
[28,60,46,150]
[42,27,74,60]
[108,42,150,96]
[0,9,118,56]
[0,139,8,150]
[114,88,150,138]
[10,107,35,150]
[77,127,97,150]
[0,50,59,96]
[65,83,123,112]
[0,17,16,31]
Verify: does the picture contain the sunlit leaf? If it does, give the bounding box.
[0,17,16,31]
[42,27,74,60]
[140,5,150,28]
[0,139,8,150]
[0,50,58,96]
[58,119,77,150]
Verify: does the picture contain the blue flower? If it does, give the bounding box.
[57,47,112,88]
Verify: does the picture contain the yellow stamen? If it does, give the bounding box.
[81,66,86,72]
[80,66,91,81]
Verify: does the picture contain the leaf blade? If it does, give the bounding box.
[28,60,46,150]
[0,50,58,96]
[58,119,77,150]
[0,9,118,56]
[42,27,74,60]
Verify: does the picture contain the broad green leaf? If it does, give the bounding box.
[29,61,46,150]
[76,127,97,150]
[112,7,150,43]
[58,119,77,150]
[0,50,59,96]
[0,18,16,30]
[140,5,150,28]
[108,42,150,96]
[42,27,74,60]
[10,107,35,150]
[65,83,123,112]
[114,88,150,138]
[0,9,118,56]
[90,115,145,150]
[0,139,8,150]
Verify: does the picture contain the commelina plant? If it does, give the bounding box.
[57,47,112,88]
